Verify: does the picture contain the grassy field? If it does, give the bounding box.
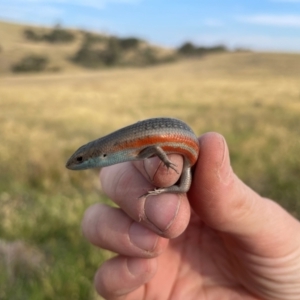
[1,51,300,299]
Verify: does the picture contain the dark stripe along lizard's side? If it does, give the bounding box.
[66,117,199,197]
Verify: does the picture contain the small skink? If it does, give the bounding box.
[66,117,199,197]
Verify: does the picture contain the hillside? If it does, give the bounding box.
[0,20,176,75]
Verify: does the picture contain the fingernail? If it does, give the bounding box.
[127,258,151,276]
[129,223,158,251]
[145,195,180,232]
[218,136,232,185]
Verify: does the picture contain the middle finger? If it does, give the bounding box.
[82,203,168,257]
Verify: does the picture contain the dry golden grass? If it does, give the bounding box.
[0,52,300,298]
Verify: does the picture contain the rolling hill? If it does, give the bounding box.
[0,20,176,75]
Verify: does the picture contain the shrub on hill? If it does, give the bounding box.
[43,25,75,43]
[72,34,141,65]
[117,37,141,50]
[72,33,175,68]
[80,31,105,44]
[72,37,123,68]
[23,25,75,43]
[141,47,160,65]
[178,42,227,56]
[72,46,101,68]
[23,29,44,41]
[11,55,49,73]
[103,37,122,65]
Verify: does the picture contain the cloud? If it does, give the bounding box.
[203,18,224,27]
[237,14,300,27]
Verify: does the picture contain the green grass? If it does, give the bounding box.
[0,51,300,299]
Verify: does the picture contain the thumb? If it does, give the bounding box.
[189,132,300,256]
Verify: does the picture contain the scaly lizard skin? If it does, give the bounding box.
[66,117,199,196]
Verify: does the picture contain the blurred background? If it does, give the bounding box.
[0,0,300,299]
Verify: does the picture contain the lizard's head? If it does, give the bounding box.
[66,141,108,170]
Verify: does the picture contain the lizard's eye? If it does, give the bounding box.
[76,156,83,162]
[102,154,107,158]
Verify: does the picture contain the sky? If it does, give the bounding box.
[1,0,300,52]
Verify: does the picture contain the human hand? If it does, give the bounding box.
[82,132,300,300]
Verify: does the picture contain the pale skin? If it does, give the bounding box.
[82,132,300,300]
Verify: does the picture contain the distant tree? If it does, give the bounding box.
[207,45,227,52]
[12,55,49,72]
[178,42,227,56]
[72,36,121,68]
[72,44,101,68]
[235,47,251,52]
[72,32,175,68]
[81,31,105,44]
[43,24,75,43]
[142,47,160,65]
[23,24,75,43]
[23,29,43,41]
[101,37,121,66]
[118,37,141,50]
[178,42,198,55]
